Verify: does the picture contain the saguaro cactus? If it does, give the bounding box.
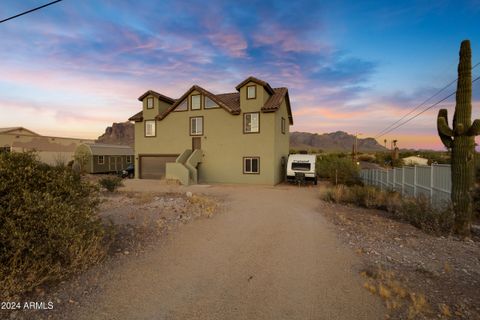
[437,40,480,236]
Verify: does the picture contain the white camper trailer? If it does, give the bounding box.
[286,154,317,185]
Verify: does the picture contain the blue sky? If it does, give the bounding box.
[0,0,479,149]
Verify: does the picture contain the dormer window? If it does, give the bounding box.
[204,96,218,109]
[146,97,154,109]
[247,85,256,99]
[191,94,201,110]
[175,98,188,112]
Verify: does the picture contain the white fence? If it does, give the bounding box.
[360,164,451,206]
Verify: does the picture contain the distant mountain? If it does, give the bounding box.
[290,131,387,153]
[96,122,134,146]
[96,123,385,153]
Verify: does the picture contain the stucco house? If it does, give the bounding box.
[129,76,293,185]
[0,127,94,165]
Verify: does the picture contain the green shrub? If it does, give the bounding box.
[99,176,124,192]
[321,185,454,235]
[316,154,361,186]
[0,152,107,299]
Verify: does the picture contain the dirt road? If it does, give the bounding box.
[70,182,385,319]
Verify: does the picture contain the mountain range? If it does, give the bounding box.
[97,122,386,153]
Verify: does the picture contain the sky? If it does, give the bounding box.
[1,0,480,150]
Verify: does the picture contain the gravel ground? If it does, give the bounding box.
[4,183,386,320]
[2,190,220,320]
[319,198,480,319]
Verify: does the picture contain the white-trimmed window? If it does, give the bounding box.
[247,85,256,99]
[243,157,259,174]
[145,120,156,137]
[204,96,218,109]
[146,97,154,109]
[190,117,203,135]
[191,94,201,110]
[281,117,286,134]
[98,155,105,165]
[175,98,188,111]
[244,112,259,133]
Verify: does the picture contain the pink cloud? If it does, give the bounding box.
[252,22,329,53]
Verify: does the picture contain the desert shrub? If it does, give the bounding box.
[0,152,107,299]
[316,154,361,186]
[321,185,454,235]
[99,176,123,192]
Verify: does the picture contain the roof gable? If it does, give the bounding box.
[138,90,175,104]
[262,88,293,125]
[0,127,40,136]
[235,76,275,95]
[157,85,240,120]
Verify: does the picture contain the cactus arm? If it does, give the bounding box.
[437,109,453,149]
[467,119,480,136]
[437,109,453,136]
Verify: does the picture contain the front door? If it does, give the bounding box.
[192,137,201,150]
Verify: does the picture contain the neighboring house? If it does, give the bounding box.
[74,143,134,173]
[0,127,94,165]
[129,76,293,185]
[402,156,429,166]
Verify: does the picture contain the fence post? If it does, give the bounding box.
[430,164,434,203]
[401,167,405,196]
[392,168,396,191]
[413,166,417,197]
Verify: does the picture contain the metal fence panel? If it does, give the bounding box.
[361,164,451,207]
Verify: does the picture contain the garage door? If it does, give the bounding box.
[140,155,178,179]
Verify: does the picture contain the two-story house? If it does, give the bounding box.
[128,76,293,185]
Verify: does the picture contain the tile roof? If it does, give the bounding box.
[235,76,275,95]
[138,90,175,104]
[129,77,293,124]
[157,85,241,120]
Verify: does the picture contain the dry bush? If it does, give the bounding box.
[0,152,109,299]
[361,266,432,318]
[99,176,124,192]
[188,195,218,218]
[321,185,454,235]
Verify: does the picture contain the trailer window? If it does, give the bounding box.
[292,162,311,171]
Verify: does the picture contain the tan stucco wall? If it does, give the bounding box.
[0,133,94,165]
[134,85,290,185]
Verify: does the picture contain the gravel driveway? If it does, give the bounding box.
[69,182,385,319]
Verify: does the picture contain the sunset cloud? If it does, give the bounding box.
[0,0,479,150]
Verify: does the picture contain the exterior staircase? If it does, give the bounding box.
[165,149,203,185]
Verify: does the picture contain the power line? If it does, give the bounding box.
[375,62,480,138]
[375,75,480,139]
[0,0,63,24]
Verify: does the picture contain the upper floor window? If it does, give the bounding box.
[190,117,203,136]
[281,117,286,134]
[191,94,201,110]
[145,120,156,137]
[247,85,256,99]
[175,98,188,112]
[204,96,218,109]
[146,97,154,109]
[244,112,259,133]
